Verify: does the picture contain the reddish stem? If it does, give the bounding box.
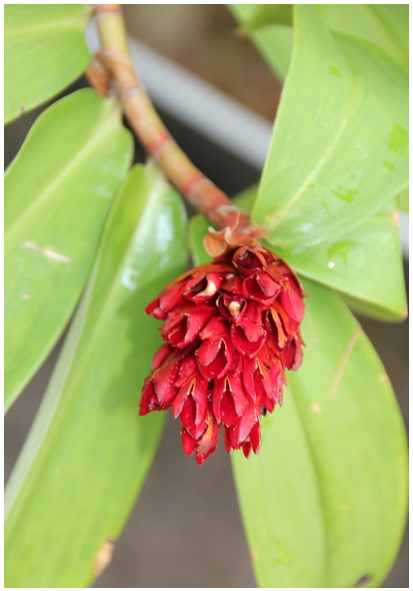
[91,4,262,238]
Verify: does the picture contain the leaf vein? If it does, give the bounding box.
[329,327,362,398]
[267,79,360,228]
[5,105,117,245]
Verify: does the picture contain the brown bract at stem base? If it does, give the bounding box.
[90,4,264,244]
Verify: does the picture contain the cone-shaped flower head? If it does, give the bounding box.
[139,239,306,465]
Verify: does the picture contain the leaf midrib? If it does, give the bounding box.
[261,76,360,230]
[5,103,119,246]
[4,176,161,530]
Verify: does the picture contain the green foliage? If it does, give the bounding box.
[230,4,408,82]
[5,3,408,589]
[4,89,133,411]
[251,5,408,248]
[232,279,407,588]
[269,214,406,321]
[317,5,408,71]
[5,163,188,587]
[239,4,293,31]
[4,4,91,123]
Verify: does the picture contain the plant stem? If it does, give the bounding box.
[92,4,261,237]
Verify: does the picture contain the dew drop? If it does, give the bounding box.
[327,240,359,274]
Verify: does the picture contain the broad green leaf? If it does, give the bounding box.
[317,4,408,71]
[230,5,408,91]
[189,189,407,321]
[230,4,293,81]
[5,163,188,588]
[5,4,91,123]
[5,89,133,412]
[270,215,406,321]
[232,279,407,587]
[253,5,408,248]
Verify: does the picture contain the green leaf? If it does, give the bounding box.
[317,4,408,71]
[5,89,133,412]
[5,163,188,587]
[268,212,406,321]
[189,188,407,321]
[230,4,293,81]
[252,5,408,248]
[232,279,407,587]
[5,4,91,124]
[240,4,293,31]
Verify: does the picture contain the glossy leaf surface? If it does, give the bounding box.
[253,5,408,248]
[230,4,293,81]
[5,163,188,587]
[5,4,91,123]
[232,279,407,587]
[269,213,406,321]
[5,89,133,411]
[189,190,406,322]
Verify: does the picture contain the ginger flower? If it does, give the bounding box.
[139,238,306,465]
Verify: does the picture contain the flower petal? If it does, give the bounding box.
[242,272,281,304]
[232,245,268,275]
[199,316,228,340]
[192,376,209,426]
[181,428,198,456]
[155,280,188,318]
[227,374,249,416]
[163,303,215,348]
[193,412,220,465]
[196,336,232,380]
[184,271,226,302]
[152,360,179,408]
[265,308,288,350]
[229,401,258,446]
[139,380,159,415]
[231,320,265,357]
[171,378,193,418]
[280,280,306,323]
[175,352,198,387]
[152,344,174,370]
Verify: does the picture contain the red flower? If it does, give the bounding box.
[139,239,306,465]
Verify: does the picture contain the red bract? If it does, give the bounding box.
[139,240,306,465]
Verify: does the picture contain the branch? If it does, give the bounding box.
[89,4,263,239]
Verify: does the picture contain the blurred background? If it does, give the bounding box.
[4,5,408,588]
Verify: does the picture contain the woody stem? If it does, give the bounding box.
[92,4,258,234]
